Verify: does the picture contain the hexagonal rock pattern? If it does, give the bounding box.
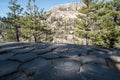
[0,42,120,80]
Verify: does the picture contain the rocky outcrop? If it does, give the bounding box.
[47,2,85,21]
[0,42,120,80]
[46,2,85,43]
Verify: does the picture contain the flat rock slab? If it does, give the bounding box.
[0,42,120,80]
[80,64,120,80]
[0,61,20,77]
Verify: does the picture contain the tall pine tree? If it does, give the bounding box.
[7,0,23,42]
[75,0,120,48]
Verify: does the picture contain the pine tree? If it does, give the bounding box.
[75,0,96,45]
[21,0,53,42]
[7,0,23,42]
[75,0,120,48]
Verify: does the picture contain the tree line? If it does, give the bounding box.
[0,0,53,42]
[0,0,120,48]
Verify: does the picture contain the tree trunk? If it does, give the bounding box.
[114,16,117,23]
[33,33,37,42]
[85,34,89,45]
[109,40,115,48]
[15,27,20,42]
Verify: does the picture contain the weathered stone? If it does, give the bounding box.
[0,47,20,54]
[0,42,31,49]
[0,73,28,80]
[41,52,61,59]
[59,51,80,58]
[40,47,88,59]
[32,43,50,49]
[33,58,82,80]
[31,48,52,55]
[20,58,51,75]
[0,42,120,80]
[53,47,69,52]
[0,45,33,54]
[80,64,120,80]
[0,52,16,61]
[77,55,106,65]
[69,48,88,56]
[88,50,112,58]
[9,52,38,62]
[34,67,83,80]
[52,58,81,72]
[11,47,35,54]
[61,51,80,58]
[0,61,20,77]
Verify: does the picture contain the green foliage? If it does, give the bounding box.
[1,0,53,42]
[20,0,53,42]
[75,0,120,48]
[5,0,23,42]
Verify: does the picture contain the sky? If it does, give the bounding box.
[0,0,81,17]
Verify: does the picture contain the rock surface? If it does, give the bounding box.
[46,2,86,43]
[47,2,85,21]
[0,42,120,80]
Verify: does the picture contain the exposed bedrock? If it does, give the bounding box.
[0,42,120,80]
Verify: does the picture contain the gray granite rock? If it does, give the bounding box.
[0,72,28,80]
[20,58,51,75]
[40,52,61,59]
[32,42,50,49]
[9,52,38,62]
[34,67,83,80]
[0,45,33,54]
[10,47,35,54]
[52,58,81,72]
[0,61,20,77]
[80,64,120,80]
[77,55,106,65]
[0,42,120,80]
[0,42,31,49]
[0,52,16,61]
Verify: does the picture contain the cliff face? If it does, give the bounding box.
[46,2,85,43]
[0,42,120,80]
[47,2,85,21]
